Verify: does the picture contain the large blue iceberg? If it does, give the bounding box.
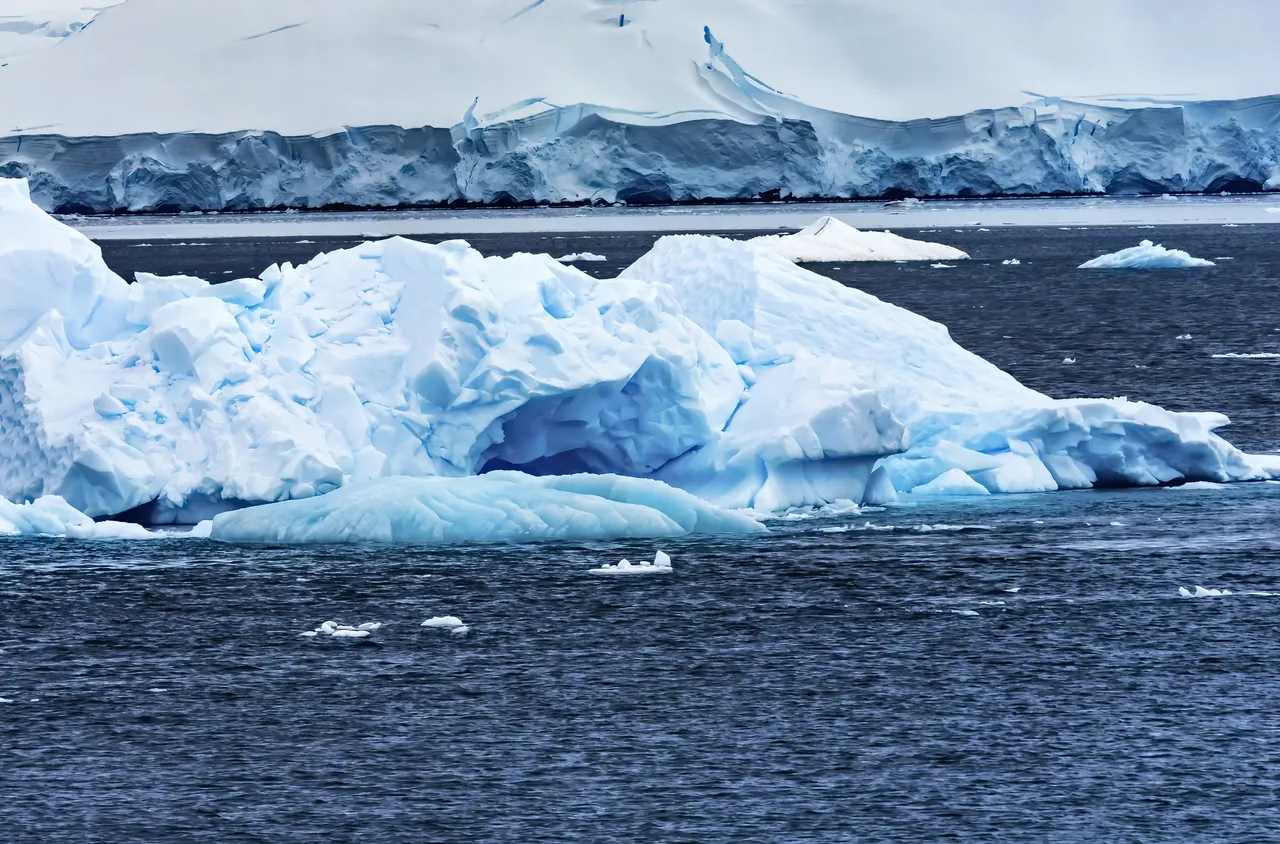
[0,176,1275,543]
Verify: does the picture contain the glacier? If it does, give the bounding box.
[2,0,1280,212]
[1079,240,1216,269]
[1,175,1277,543]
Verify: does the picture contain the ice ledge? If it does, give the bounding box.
[3,92,1280,213]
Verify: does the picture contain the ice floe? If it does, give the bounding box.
[305,620,381,638]
[589,549,674,575]
[1178,586,1233,598]
[422,616,464,629]
[1212,353,1280,359]
[748,217,968,263]
[1001,259,1021,266]
[555,252,608,263]
[1079,240,1215,269]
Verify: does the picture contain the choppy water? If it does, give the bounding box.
[6,225,1280,842]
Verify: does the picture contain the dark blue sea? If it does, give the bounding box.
[6,223,1280,842]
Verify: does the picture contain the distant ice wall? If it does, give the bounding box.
[4,93,1279,213]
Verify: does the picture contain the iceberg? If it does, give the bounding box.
[210,473,763,544]
[1079,240,1215,269]
[623,234,1280,496]
[0,174,1276,535]
[0,493,155,539]
[749,217,968,263]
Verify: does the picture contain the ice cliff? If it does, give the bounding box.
[0,176,1274,536]
[2,0,1279,212]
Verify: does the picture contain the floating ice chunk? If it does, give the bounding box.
[914,523,994,532]
[1109,521,1127,527]
[212,473,764,545]
[1180,585,1233,598]
[555,252,608,262]
[309,620,377,637]
[951,609,980,617]
[979,600,1005,606]
[1004,587,1021,593]
[1176,334,1193,340]
[1079,240,1215,269]
[748,217,968,263]
[422,616,464,629]
[590,549,674,575]
[1001,259,1021,265]
[909,469,991,496]
[930,263,956,269]
[451,625,470,635]
[1062,357,1076,364]
[1212,352,1280,359]
[1166,481,1225,490]
[0,698,12,704]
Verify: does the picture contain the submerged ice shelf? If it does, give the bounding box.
[0,175,1277,544]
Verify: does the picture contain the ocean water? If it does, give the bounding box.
[6,225,1280,842]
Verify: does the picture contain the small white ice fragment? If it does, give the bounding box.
[330,628,369,638]
[1001,258,1021,265]
[1004,587,1021,593]
[357,622,382,631]
[589,549,674,575]
[1176,334,1193,340]
[422,615,465,628]
[0,697,12,703]
[148,688,168,693]
[451,625,470,635]
[1182,585,1233,598]
[930,263,956,269]
[951,609,980,617]
[1063,357,1076,364]
[299,630,318,637]
[1109,521,1126,527]
[556,252,608,263]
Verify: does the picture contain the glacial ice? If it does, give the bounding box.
[0,493,154,539]
[555,253,607,263]
[210,473,764,544]
[1,176,1278,541]
[748,217,968,263]
[590,549,673,575]
[4,2,1280,212]
[1079,240,1215,269]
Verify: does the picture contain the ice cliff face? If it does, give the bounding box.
[5,95,1280,213]
[0,176,1273,526]
[2,0,1280,212]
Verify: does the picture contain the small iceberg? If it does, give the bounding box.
[1001,258,1021,265]
[930,263,956,269]
[1178,586,1233,598]
[589,549,674,575]
[422,615,465,629]
[748,217,968,263]
[304,620,380,638]
[1212,352,1280,359]
[555,252,608,263]
[1079,240,1215,269]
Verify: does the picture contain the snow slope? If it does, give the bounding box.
[0,1,123,63]
[0,177,1274,529]
[2,0,1280,211]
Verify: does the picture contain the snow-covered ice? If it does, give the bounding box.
[1179,586,1233,598]
[1212,353,1280,359]
[1,176,1278,540]
[422,616,464,629]
[1002,259,1021,266]
[4,2,1280,211]
[748,217,968,263]
[305,620,379,638]
[1079,241,1215,269]
[590,549,674,575]
[555,253,608,263]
